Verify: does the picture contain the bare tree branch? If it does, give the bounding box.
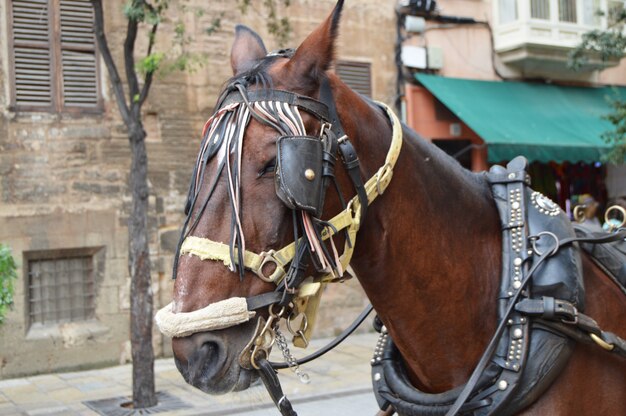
[139,22,159,107]
[124,1,141,114]
[91,0,130,125]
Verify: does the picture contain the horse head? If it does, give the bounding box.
[164,1,362,394]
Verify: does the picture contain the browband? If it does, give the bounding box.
[219,88,331,123]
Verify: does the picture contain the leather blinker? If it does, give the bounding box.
[276,136,325,217]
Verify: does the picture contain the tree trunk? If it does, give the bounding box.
[128,123,157,408]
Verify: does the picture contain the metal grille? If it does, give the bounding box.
[336,61,372,97]
[28,254,96,326]
[531,0,550,19]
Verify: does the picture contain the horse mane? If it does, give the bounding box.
[219,56,280,101]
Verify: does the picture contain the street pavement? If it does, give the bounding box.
[0,332,380,416]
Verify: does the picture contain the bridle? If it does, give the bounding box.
[155,55,403,415]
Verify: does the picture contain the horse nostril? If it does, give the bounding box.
[188,341,220,382]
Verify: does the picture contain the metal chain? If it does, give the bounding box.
[275,328,311,384]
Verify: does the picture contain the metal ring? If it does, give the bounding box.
[590,333,614,351]
[573,205,586,223]
[530,231,560,257]
[604,205,626,231]
[286,312,308,336]
[269,304,285,319]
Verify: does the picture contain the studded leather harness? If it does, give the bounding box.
[371,157,626,416]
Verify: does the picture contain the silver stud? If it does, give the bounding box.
[374,373,382,381]
[513,281,522,289]
[513,328,523,339]
[381,326,387,334]
[304,169,316,181]
[514,257,523,266]
[520,318,527,324]
[513,364,519,371]
[508,173,516,179]
[498,380,508,391]
[507,291,513,297]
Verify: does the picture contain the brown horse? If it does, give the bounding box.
[167,1,626,414]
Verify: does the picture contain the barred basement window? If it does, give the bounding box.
[9,0,101,112]
[26,248,101,326]
[336,61,372,98]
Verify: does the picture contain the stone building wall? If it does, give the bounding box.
[0,0,397,378]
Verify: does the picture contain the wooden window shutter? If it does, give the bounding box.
[59,0,99,108]
[10,0,53,109]
[336,61,372,98]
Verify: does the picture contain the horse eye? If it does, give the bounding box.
[257,158,276,178]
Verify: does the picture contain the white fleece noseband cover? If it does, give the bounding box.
[155,297,255,338]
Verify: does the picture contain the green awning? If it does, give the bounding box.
[416,73,625,163]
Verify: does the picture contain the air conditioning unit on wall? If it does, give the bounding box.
[401,46,444,70]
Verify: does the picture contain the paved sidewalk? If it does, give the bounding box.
[0,332,379,416]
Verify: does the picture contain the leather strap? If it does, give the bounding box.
[515,297,578,322]
[319,78,369,223]
[258,358,297,416]
[445,247,554,416]
[246,292,285,311]
[270,304,373,369]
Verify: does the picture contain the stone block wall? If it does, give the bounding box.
[0,0,397,378]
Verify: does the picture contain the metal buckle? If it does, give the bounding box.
[257,250,284,283]
[250,305,285,370]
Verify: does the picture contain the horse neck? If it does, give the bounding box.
[336,85,502,392]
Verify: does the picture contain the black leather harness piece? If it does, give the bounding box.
[371,157,626,416]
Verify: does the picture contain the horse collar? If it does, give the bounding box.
[372,157,579,416]
[371,157,626,416]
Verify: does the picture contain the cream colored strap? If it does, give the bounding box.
[155,298,255,338]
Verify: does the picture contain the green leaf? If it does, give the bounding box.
[136,52,165,76]
[0,244,18,325]
[123,0,146,22]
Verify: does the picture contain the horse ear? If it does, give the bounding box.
[286,0,344,82]
[230,25,268,75]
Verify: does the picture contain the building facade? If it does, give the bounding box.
[400,0,626,211]
[0,0,398,378]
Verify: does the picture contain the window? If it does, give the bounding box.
[9,0,100,112]
[608,0,625,26]
[335,61,372,98]
[531,0,550,20]
[26,248,101,327]
[583,0,602,26]
[559,0,577,22]
[499,0,518,24]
